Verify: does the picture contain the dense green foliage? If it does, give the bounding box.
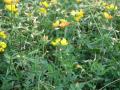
[0,0,120,90]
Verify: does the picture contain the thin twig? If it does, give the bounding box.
[99,78,120,90]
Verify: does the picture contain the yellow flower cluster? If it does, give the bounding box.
[51,38,68,46]
[4,0,19,13]
[102,2,118,11]
[70,9,84,21]
[39,1,49,8]
[39,8,47,15]
[5,5,18,12]
[52,19,70,28]
[102,2,117,20]
[103,12,113,20]
[39,1,49,15]
[0,31,7,39]
[52,19,69,46]
[0,42,7,53]
[4,0,19,4]
[0,31,7,53]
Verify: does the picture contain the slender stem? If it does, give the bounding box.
[99,78,120,90]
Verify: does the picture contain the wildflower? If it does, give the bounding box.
[0,42,7,53]
[59,19,70,28]
[74,9,84,22]
[106,4,118,10]
[74,16,81,22]
[39,1,49,8]
[4,0,19,4]
[5,4,18,12]
[76,10,84,17]
[55,38,61,43]
[39,8,47,14]
[0,48,5,53]
[52,19,70,28]
[59,22,70,28]
[103,12,113,19]
[51,41,58,46]
[51,38,61,46]
[0,31,7,39]
[71,9,84,21]
[60,38,68,46]
[59,19,67,22]
[102,2,118,11]
[52,20,60,28]
[51,38,68,46]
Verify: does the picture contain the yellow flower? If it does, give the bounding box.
[39,8,47,14]
[51,38,68,46]
[103,12,113,19]
[71,9,84,21]
[0,31,7,39]
[39,1,49,8]
[52,20,60,28]
[53,19,70,28]
[59,19,70,28]
[74,16,81,22]
[0,42,7,49]
[5,4,18,12]
[60,38,68,46]
[0,42,7,53]
[0,48,5,52]
[51,41,58,46]
[4,0,19,4]
[59,22,70,28]
[102,2,118,11]
[59,19,67,23]
[51,38,61,46]
[55,38,61,43]
[76,9,84,17]
[106,4,118,10]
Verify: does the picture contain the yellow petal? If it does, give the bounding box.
[5,4,18,12]
[60,38,68,46]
